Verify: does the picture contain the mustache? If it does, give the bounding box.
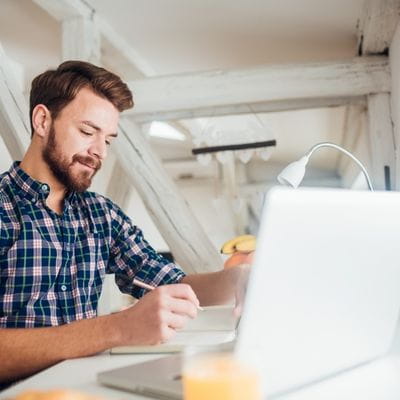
[72,155,102,171]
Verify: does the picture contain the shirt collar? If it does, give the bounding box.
[8,161,49,202]
[8,161,79,206]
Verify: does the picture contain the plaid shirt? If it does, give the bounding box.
[0,162,185,328]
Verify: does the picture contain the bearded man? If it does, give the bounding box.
[0,61,248,387]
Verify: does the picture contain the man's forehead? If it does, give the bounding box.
[56,87,120,130]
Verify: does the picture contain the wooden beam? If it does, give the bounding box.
[0,43,30,160]
[33,0,94,20]
[62,17,100,63]
[105,161,132,209]
[358,0,400,55]
[34,0,154,77]
[358,0,400,190]
[99,20,155,77]
[126,58,389,120]
[367,94,396,189]
[115,118,222,274]
[133,96,366,123]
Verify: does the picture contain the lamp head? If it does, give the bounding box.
[277,156,309,188]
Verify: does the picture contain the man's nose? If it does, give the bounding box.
[89,137,107,161]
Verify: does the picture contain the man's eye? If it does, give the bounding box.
[81,130,93,136]
[105,140,111,146]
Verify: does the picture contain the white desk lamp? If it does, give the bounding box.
[277,142,374,191]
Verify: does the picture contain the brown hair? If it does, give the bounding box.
[29,60,134,136]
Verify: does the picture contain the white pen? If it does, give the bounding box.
[132,278,204,310]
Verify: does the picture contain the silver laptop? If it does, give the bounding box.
[98,187,400,399]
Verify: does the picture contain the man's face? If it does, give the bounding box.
[42,87,119,192]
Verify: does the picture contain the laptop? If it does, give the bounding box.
[98,187,400,399]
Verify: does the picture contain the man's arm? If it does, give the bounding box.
[181,264,250,308]
[0,284,198,384]
[0,313,120,383]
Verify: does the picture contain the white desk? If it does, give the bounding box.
[2,350,400,400]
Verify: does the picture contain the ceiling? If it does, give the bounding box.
[0,0,367,184]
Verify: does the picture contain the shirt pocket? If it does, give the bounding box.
[73,230,105,302]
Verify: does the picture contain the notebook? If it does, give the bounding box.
[99,187,400,399]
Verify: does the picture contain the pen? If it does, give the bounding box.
[132,278,204,310]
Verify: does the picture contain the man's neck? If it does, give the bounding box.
[20,148,67,215]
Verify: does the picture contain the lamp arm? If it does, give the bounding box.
[306,142,374,191]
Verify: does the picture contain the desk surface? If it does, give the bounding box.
[2,350,400,400]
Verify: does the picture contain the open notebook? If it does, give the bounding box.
[111,305,237,353]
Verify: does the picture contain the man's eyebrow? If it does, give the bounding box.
[81,120,101,131]
[81,120,118,137]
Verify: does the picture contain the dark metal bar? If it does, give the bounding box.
[384,165,391,191]
[192,139,277,155]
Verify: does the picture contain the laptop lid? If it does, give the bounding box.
[235,187,400,396]
[98,187,400,399]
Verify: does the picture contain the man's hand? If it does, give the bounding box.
[114,283,199,345]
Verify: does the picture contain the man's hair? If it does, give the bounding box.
[29,60,134,136]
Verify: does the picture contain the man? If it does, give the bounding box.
[0,61,248,385]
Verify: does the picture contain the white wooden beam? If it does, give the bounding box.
[116,118,222,274]
[0,43,30,160]
[367,94,396,189]
[99,20,156,77]
[358,0,400,190]
[358,0,400,55]
[125,57,389,120]
[62,17,100,63]
[133,96,367,123]
[33,0,93,21]
[105,161,132,209]
[33,0,154,77]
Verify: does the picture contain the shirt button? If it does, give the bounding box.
[41,184,49,192]
[61,285,67,292]
[31,197,37,204]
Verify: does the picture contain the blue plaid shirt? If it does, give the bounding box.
[0,162,185,328]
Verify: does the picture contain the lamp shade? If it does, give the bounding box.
[277,156,309,188]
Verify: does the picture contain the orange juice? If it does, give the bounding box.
[183,354,261,400]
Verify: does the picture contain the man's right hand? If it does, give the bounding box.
[114,283,199,346]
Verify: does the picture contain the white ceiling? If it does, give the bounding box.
[86,0,363,75]
[0,0,367,184]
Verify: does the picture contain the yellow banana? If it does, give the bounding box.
[235,237,256,253]
[220,234,256,254]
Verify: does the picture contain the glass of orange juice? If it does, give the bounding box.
[182,348,261,400]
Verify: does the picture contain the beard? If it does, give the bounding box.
[42,124,101,192]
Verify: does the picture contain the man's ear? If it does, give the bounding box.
[31,105,51,139]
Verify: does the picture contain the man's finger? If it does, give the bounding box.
[161,283,200,307]
[166,312,189,331]
[167,297,198,319]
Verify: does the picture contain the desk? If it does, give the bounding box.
[2,351,400,400]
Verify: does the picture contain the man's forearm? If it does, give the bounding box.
[181,267,242,306]
[0,313,121,384]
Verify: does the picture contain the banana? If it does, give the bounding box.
[220,234,256,254]
[235,237,256,252]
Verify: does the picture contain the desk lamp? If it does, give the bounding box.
[277,142,374,191]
